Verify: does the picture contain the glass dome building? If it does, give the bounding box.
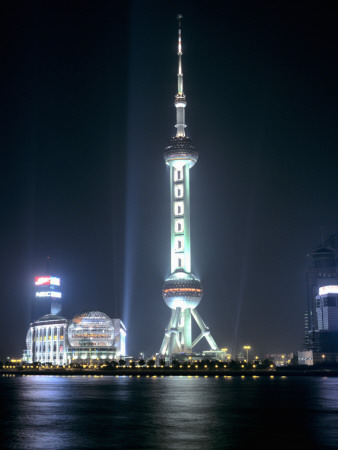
[68,311,114,347]
[68,311,126,363]
[68,311,120,363]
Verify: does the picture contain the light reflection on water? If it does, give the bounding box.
[0,376,338,449]
[315,378,338,446]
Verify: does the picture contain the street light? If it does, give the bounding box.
[243,346,251,362]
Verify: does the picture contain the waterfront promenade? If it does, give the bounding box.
[2,365,338,377]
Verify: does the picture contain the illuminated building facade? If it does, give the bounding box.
[112,318,127,357]
[25,314,68,365]
[159,16,218,357]
[23,311,127,365]
[316,286,338,331]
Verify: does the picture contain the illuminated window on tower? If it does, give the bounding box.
[174,169,183,181]
[175,238,184,251]
[175,202,184,216]
[175,184,184,198]
[175,219,184,233]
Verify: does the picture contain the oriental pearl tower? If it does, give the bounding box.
[159,15,218,357]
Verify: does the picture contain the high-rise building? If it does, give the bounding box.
[159,16,218,357]
[33,275,62,320]
[303,233,338,359]
[316,286,338,332]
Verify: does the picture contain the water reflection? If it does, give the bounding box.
[152,376,321,449]
[0,376,337,449]
[316,378,338,446]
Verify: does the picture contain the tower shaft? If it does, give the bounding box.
[170,164,191,273]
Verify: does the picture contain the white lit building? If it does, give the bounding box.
[25,314,68,366]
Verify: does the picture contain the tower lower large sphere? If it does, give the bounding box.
[162,271,203,310]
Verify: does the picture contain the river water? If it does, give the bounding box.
[1,375,338,449]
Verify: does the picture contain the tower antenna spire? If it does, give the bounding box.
[177,13,183,58]
[175,13,186,137]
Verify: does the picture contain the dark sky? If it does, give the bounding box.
[1,0,338,360]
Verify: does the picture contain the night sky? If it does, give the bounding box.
[1,1,338,360]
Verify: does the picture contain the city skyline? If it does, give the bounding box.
[1,1,338,360]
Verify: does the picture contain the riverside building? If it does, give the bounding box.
[23,276,126,365]
[299,234,338,364]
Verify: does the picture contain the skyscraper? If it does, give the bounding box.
[33,275,62,320]
[31,257,62,321]
[304,233,338,357]
[159,16,218,357]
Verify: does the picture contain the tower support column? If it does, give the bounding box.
[167,307,182,354]
[183,308,192,352]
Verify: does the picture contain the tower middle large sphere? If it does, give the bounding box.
[162,271,203,310]
[163,136,198,168]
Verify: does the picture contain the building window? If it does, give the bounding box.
[324,297,338,307]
